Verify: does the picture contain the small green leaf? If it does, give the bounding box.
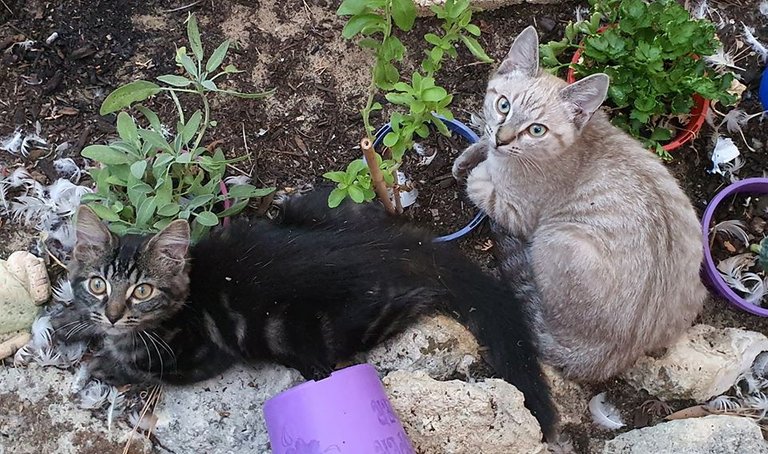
[383,132,399,148]
[323,171,347,183]
[195,211,219,227]
[87,203,121,222]
[421,86,448,102]
[130,160,148,179]
[464,24,481,36]
[138,129,173,153]
[391,0,416,31]
[206,39,230,72]
[136,106,162,132]
[135,196,158,227]
[187,194,215,210]
[342,14,383,39]
[187,13,204,62]
[116,112,139,145]
[347,159,367,176]
[157,75,193,87]
[328,187,348,208]
[337,0,369,16]
[157,203,181,217]
[348,185,365,203]
[460,35,493,63]
[201,80,218,91]
[100,81,161,115]
[82,145,131,165]
[182,110,203,144]
[227,184,259,199]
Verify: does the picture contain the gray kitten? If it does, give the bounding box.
[453,26,706,382]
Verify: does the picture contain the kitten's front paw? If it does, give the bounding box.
[452,140,488,182]
[466,165,495,211]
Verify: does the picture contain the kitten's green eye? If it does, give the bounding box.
[132,284,154,301]
[88,277,107,295]
[496,96,510,114]
[527,123,548,137]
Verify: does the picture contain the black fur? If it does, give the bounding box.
[55,188,557,438]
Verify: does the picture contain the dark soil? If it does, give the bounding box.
[3,0,768,452]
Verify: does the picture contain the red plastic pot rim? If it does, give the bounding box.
[565,30,709,152]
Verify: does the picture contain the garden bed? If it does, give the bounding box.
[2,0,768,452]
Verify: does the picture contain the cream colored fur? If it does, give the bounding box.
[454,26,707,382]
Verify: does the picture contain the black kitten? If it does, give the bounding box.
[53,188,557,438]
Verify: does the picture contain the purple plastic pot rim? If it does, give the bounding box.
[264,363,378,405]
[701,177,768,317]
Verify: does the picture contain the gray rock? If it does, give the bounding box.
[363,315,480,380]
[603,415,768,454]
[0,366,152,454]
[624,324,768,401]
[153,364,303,453]
[383,370,546,454]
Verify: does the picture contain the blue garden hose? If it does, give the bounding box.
[372,116,487,243]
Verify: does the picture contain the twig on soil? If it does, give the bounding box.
[241,123,250,158]
[162,0,201,13]
[361,137,395,214]
[0,0,13,15]
[47,249,68,271]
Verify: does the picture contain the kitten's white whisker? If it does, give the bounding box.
[137,331,153,372]
[146,331,176,364]
[143,331,165,379]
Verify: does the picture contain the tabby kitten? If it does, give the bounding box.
[52,188,557,438]
[453,26,706,382]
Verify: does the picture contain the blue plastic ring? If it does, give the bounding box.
[371,116,486,243]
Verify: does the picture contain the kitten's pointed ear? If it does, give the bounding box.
[74,205,113,262]
[145,220,190,270]
[497,25,539,77]
[559,73,610,129]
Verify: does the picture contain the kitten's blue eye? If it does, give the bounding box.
[527,123,548,137]
[496,96,510,114]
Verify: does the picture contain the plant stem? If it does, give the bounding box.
[361,137,395,214]
[168,90,186,125]
[192,93,210,151]
[360,1,393,141]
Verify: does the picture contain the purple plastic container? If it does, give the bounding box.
[263,364,415,454]
[702,177,768,317]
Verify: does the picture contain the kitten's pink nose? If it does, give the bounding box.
[496,124,516,146]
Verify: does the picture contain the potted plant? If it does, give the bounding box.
[324,0,493,217]
[702,178,768,317]
[540,0,738,159]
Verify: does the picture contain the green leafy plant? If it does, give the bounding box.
[750,238,768,274]
[324,0,492,209]
[540,0,737,158]
[80,13,275,242]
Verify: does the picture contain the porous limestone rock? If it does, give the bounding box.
[623,324,768,401]
[602,415,768,454]
[0,366,152,454]
[363,315,480,380]
[383,370,546,454]
[0,251,49,335]
[152,364,303,453]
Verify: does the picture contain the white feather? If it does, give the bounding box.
[129,411,158,432]
[743,24,768,63]
[70,364,91,394]
[52,279,74,305]
[0,128,23,154]
[710,219,750,245]
[224,175,250,186]
[13,344,34,366]
[30,316,53,350]
[57,341,88,366]
[588,392,625,430]
[36,346,63,367]
[107,387,126,431]
[706,395,740,412]
[79,380,113,409]
[53,157,81,183]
